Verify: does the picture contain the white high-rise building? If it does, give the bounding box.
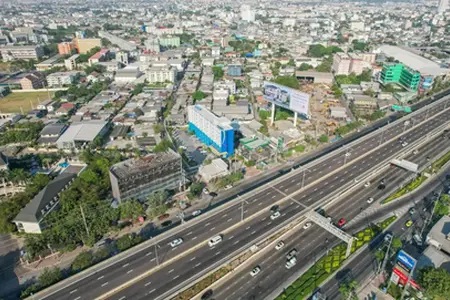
[438,0,449,13]
[240,5,255,22]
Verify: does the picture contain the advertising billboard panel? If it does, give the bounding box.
[397,250,416,271]
[263,81,310,116]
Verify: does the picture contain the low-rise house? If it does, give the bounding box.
[56,121,108,150]
[56,103,75,116]
[13,165,85,233]
[37,123,67,146]
[198,158,230,182]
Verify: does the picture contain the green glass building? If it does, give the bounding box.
[380,63,421,91]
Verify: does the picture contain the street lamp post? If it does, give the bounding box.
[343,147,352,165]
[154,244,160,266]
[301,166,312,189]
[238,195,248,222]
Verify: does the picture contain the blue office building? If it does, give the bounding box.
[187,105,234,157]
[228,64,242,77]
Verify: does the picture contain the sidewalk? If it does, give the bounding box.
[357,275,395,300]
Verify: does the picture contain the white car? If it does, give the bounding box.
[225,185,233,190]
[270,211,281,220]
[367,197,374,204]
[401,142,408,147]
[275,241,285,250]
[303,222,312,229]
[345,152,351,157]
[192,210,202,217]
[208,235,223,247]
[364,182,370,187]
[327,216,332,223]
[354,178,359,183]
[170,238,183,248]
[250,266,261,277]
[285,257,297,269]
[413,149,419,155]
[203,188,209,195]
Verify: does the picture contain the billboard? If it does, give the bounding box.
[397,250,416,271]
[263,81,310,116]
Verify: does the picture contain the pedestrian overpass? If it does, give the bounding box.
[391,159,419,173]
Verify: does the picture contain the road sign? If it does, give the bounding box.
[397,250,416,270]
[392,105,403,111]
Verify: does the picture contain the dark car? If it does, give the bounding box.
[161,220,172,227]
[209,192,218,197]
[201,289,213,300]
[270,205,279,212]
[378,184,386,190]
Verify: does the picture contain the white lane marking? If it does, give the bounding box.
[150,258,156,262]
[272,195,276,199]
[74,297,81,300]
[244,210,248,213]
[149,288,156,294]
[145,281,152,287]
[168,269,174,273]
[267,222,272,225]
[279,185,284,188]
[313,188,318,192]
[319,191,323,195]
[101,282,108,287]
[146,251,152,256]
[192,236,197,240]
[229,235,234,239]
[97,276,104,280]
[210,227,216,231]
[330,184,335,188]
[282,213,286,217]
[70,289,77,294]
[258,202,263,205]
[221,214,228,218]
[122,263,129,268]
[216,251,221,255]
[233,240,239,245]
[340,178,345,182]
[323,182,328,186]
[186,231,193,236]
[227,218,232,222]
[246,226,251,230]
[118,297,126,300]
[195,262,201,267]
[127,269,133,274]
[173,275,180,280]
[297,182,301,186]
[190,257,196,261]
[205,222,210,227]
[251,231,256,235]
[295,205,300,209]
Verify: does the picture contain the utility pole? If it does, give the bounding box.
[421,189,442,239]
[79,204,90,237]
[400,262,417,300]
[378,234,393,275]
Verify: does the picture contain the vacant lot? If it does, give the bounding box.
[0,91,55,113]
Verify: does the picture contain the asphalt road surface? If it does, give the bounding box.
[319,170,449,300]
[39,98,450,300]
[210,133,450,300]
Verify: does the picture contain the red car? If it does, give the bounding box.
[158,214,170,221]
[337,218,346,227]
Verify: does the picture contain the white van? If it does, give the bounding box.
[208,235,223,247]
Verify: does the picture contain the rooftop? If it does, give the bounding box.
[57,121,107,143]
[190,105,233,131]
[378,45,448,76]
[110,149,180,180]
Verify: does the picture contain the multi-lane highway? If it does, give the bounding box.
[210,131,450,300]
[319,169,449,300]
[36,95,450,300]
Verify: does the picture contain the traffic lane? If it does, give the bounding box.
[108,203,308,300]
[213,225,332,300]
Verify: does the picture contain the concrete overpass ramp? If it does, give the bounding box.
[391,159,419,173]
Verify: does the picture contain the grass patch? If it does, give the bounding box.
[382,174,427,204]
[432,150,450,170]
[0,91,55,113]
[172,266,231,300]
[276,216,397,300]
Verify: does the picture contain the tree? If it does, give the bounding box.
[212,66,224,80]
[315,56,333,72]
[146,191,169,218]
[418,267,450,298]
[339,279,358,300]
[188,183,203,199]
[72,251,94,272]
[308,44,343,57]
[298,63,313,71]
[352,40,368,51]
[131,84,144,96]
[117,234,138,251]
[38,267,63,288]
[153,139,172,152]
[319,135,329,143]
[192,90,206,101]
[119,200,144,221]
[391,237,403,251]
[273,76,300,89]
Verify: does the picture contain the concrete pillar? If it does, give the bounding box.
[270,104,276,126]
